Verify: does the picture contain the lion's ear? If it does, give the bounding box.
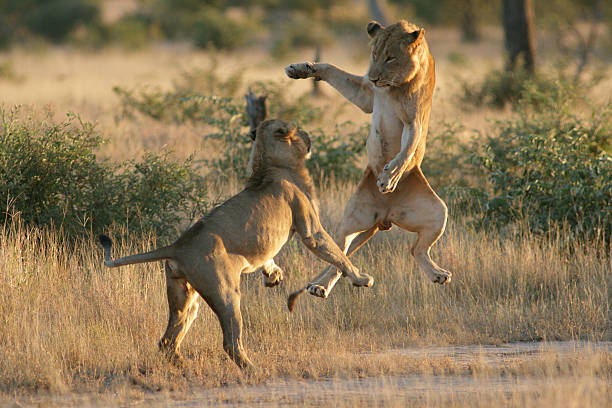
[402,28,424,47]
[367,21,383,38]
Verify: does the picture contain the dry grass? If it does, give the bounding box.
[0,195,609,398]
[0,24,610,406]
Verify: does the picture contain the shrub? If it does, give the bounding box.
[0,15,13,49]
[307,122,367,184]
[458,67,601,111]
[108,15,152,50]
[475,101,611,243]
[271,15,333,58]
[113,64,244,122]
[421,123,487,215]
[0,107,208,239]
[113,73,365,185]
[191,7,248,50]
[24,0,99,42]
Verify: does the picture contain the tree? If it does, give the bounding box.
[502,0,536,74]
[367,0,388,25]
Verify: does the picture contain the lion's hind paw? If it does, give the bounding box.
[431,269,452,285]
[306,283,329,298]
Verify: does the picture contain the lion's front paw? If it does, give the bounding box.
[262,266,284,287]
[377,163,403,194]
[285,62,316,79]
[306,283,329,298]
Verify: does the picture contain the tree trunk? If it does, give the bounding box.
[502,0,536,74]
[367,0,388,26]
[461,0,480,42]
[312,45,322,96]
[245,89,267,140]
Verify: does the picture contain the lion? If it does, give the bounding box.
[285,20,451,311]
[98,119,373,369]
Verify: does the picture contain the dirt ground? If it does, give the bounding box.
[5,341,610,407]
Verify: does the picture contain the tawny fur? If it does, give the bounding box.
[285,20,451,309]
[99,120,373,369]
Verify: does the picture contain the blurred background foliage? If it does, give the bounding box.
[0,0,609,51]
[0,0,609,242]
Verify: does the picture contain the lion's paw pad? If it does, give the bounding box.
[432,271,452,285]
[285,62,316,79]
[306,284,328,298]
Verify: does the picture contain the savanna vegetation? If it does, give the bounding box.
[0,0,610,406]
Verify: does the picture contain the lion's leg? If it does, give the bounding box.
[159,261,199,362]
[389,168,451,284]
[285,62,373,113]
[186,254,254,370]
[307,169,383,298]
[203,287,253,369]
[306,226,378,298]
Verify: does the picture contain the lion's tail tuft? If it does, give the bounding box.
[287,287,307,312]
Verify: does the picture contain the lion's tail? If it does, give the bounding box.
[99,234,175,268]
[287,286,308,312]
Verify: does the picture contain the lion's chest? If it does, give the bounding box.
[367,93,404,171]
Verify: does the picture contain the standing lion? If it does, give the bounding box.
[99,120,372,369]
[285,20,451,310]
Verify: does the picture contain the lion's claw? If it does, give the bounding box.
[262,266,283,287]
[377,167,401,194]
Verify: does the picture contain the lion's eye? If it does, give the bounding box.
[274,129,286,137]
[385,57,396,63]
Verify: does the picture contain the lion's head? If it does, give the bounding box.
[366,20,428,88]
[247,119,312,180]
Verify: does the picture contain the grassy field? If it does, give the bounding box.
[0,20,610,406]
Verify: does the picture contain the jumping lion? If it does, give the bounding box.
[99,120,373,369]
[285,20,451,311]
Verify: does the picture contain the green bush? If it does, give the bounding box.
[460,69,551,109]
[307,122,367,184]
[0,107,208,239]
[271,15,333,58]
[421,123,487,215]
[113,64,244,122]
[475,101,611,242]
[24,0,99,42]
[191,7,248,50]
[108,15,152,50]
[113,73,365,185]
[0,15,13,49]
[458,68,599,111]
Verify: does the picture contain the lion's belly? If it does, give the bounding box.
[367,97,403,172]
[225,200,294,271]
